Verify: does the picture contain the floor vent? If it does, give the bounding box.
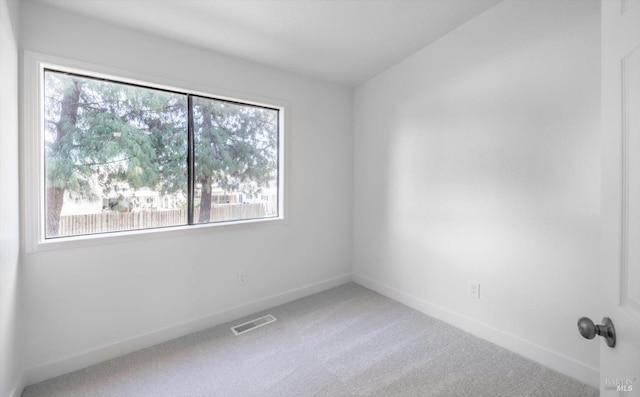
[231,314,277,335]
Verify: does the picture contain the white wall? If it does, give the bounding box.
[0,0,24,396]
[20,2,352,383]
[353,0,601,387]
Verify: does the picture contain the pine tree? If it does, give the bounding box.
[192,97,278,223]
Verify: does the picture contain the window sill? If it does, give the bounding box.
[27,216,286,253]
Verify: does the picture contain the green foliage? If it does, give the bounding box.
[193,97,278,193]
[45,72,188,202]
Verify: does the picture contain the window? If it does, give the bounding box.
[25,54,283,248]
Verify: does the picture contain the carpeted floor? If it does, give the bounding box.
[23,283,599,397]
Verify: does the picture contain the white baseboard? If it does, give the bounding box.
[25,273,352,386]
[352,273,599,388]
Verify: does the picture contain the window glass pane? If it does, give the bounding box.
[44,70,188,238]
[192,96,279,224]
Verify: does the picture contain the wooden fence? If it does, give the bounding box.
[58,203,268,236]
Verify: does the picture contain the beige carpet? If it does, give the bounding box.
[23,283,598,396]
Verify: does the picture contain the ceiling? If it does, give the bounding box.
[31,0,501,87]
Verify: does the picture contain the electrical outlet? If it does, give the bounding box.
[468,281,480,299]
[238,270,247,285]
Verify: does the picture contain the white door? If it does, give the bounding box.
[600,0,640,395]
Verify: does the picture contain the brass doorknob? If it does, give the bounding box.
[577,317,616,348]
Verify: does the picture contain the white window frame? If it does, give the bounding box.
[22,52,286,253]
